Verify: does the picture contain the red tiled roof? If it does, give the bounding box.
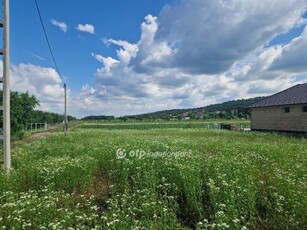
[250,83,307,108]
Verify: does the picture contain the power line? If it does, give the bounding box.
[34,0,68,131]
[34,0,64,84]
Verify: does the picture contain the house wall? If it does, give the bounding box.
[251,104,307,132]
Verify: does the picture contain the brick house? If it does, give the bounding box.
[250,83,307,132]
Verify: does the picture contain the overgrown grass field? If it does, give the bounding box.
[79,120,250,130]
[0,128,306,229]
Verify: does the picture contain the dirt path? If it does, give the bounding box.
[13,132,56,146]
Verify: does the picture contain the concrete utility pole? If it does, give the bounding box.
[64,83,68,131]
[1,0,10,170]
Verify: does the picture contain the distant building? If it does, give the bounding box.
[250,83,307,133]
[181,111,191,118]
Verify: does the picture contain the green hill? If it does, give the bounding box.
[120,97,265,120]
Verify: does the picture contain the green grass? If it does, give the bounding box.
[0,128,306,229]
[79,120,250,130]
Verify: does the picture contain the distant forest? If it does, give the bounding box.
[81,115,115,121]
[82,97,265,121]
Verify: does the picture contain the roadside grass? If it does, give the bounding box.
[0,128,306,229]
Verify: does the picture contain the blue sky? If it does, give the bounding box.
[10,0,172,90]
[3,0,307,117]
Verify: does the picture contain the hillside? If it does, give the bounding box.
[81,97,265,121]
[121,96,265,120]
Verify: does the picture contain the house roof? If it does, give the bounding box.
[250,83,307,108]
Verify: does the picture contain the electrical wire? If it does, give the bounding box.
[33,0,68,128]
[34,0,65,85]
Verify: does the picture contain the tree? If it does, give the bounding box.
[0,91,39,134]
[0,90,76,137]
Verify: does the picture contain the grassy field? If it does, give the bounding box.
[0,127,306,229]
[79,120,250,130]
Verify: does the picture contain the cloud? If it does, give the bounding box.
[14,0,304,118]
[92,53,119,72]
[76,24,95,34]
[72,83,184,117]
[51,19,67,33]
[0,62,66,113]
[149,0,306,75]
[130,15,173,73]
[270,26,307,73]
[246,78,297,95]
[230,45,284,82]
[80,0,307,117]
[105,39,138,64]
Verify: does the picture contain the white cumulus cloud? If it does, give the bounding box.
[61,0,307,117]
[105,39,138,64]
[152,0,306,74]
[270,26,307,73]
[76,23,95,34]
[0,62,66,113]
[51,19,67,33]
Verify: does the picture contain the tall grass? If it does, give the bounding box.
[79,120,250,130]
[0,129,306,229]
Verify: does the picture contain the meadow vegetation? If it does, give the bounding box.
[79,120,250,130]
[0,127,306,229]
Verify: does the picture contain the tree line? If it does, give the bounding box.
[81,97,265,122]
[117,97,265,121]
[0,90,76,136]
[81,115,114,121]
